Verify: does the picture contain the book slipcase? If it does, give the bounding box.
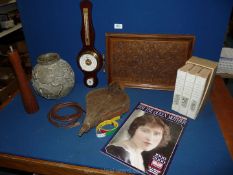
[172,56,217,119]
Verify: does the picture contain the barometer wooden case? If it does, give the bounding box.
[77,0,103,88]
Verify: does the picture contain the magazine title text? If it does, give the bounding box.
[137,103,187,125]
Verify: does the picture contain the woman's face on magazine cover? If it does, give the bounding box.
[132,124,163,151]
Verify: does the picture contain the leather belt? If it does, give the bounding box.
[48,102,85,128]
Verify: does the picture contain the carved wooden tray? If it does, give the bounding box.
[106,33,195,90]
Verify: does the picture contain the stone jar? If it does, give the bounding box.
[32,53,75,99]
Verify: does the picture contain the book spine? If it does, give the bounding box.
[186,76,207,119]
[179,71,197,115]
[172,69,187,112]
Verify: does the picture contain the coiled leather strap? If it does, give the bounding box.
[48,102,85,128]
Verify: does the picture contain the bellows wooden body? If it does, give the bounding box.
[78,82,130,136]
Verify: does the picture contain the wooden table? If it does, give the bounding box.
[0,75,232,175]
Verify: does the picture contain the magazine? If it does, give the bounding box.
[102,102,187,175]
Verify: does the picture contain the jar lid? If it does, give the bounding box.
[37,53,60,65]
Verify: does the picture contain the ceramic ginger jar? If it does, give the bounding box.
[32,53,75,99]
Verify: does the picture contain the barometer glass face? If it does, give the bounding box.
[86,77,94,86]
[79,54,98,72]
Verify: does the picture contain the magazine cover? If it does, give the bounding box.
[102,102,187,175]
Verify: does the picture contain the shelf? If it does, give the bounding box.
[0,23,22,38]
[0,0,16,7]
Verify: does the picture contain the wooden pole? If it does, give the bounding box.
[7,46,39,114]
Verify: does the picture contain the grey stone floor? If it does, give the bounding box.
[0,168,31,175]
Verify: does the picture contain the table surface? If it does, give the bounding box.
[0,73,232,175]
